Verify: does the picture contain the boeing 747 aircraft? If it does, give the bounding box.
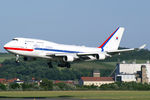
[4,27,146,68]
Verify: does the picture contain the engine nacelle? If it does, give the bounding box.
[63,56,74,62]
[95,54,106,60]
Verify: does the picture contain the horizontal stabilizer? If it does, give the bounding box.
[107,44,146,55]
[139,44,146,50]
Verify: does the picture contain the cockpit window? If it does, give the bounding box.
[12,39,18,41]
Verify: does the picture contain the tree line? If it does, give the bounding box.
[0,79,76,91]
[1,80,150,91]
[0,58,112,81]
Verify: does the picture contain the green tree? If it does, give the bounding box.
[55,82,77,90]
[9,83,20,89]
[21,83,39,90]
[40,79,53,90]
[0,83,6,90]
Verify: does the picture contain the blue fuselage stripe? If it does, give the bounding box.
[34,48,82,53]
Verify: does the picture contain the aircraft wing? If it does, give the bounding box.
[46,44,146,60]
[46,52,110,57]
[46,51,111,62]
[46,53,76,56]
[106,44,146,55]
[76,52,111,57]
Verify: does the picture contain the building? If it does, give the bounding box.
[115,63,150,84]
[79,70,114,86]
[141,65,149,84]
[54,80,74,84]
[0,78,24,84]
[93,70,100,77]
[0,78,6,84]
[7,78,17,83]
[80,77,114,87]
[116,74,136,82]
[14,78,24,84]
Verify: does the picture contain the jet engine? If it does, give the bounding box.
[63,56,74,62]
[95,54,106,60]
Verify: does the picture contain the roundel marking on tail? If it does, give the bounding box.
[116,37,118,40]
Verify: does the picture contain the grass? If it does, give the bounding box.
[126,60,148,64]
[0,53,15,63]
[72,61,115,70]
[0,91,150,100]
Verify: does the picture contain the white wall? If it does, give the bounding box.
[83,81,114,87]
[117,74,136,82]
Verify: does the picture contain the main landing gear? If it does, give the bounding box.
[47,62,71,68]
[58,62,71,68]
[48,62,53,68]
[66,62,71,68]
[15,55,20,63]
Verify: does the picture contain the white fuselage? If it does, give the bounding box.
[4,27,144,68]
[4,38,102,60]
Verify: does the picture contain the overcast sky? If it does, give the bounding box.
[0,0,150,52]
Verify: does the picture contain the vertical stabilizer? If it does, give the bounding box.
[99,27,125,51]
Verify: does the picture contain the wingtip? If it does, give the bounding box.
[139,44,146,49]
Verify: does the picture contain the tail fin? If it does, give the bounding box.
[98,27,125,51]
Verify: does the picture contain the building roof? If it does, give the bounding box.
[0,78,6,81]
[54,80,73,84]
[81,77,114,81]
[7,78,17,82]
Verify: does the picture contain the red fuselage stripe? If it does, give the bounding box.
[4,47,34,51]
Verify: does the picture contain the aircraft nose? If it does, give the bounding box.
[4,42,10,50]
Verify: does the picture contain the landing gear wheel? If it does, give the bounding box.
[57,62,71,68]
[48,62,53,68]
[16,55,20,63]
[24,57,28,61]
[66,62,71,68]
[15,60,19,63]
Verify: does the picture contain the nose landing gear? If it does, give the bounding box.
[15,55,20,63]
[48,62,53,68]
